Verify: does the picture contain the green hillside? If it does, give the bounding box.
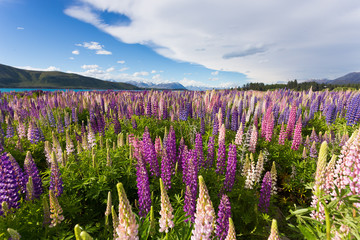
[0,63,141,90]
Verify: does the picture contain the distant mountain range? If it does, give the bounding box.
[0,63,140,90]
[305,72,360,85]
[125,80,187,90]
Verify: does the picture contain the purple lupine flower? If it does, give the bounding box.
[155,136,162,158]
[17,120,26,139]
[179,105,188,121]
[191,175,215,239]
[0,153,20,215]
[310,127,319,143]
[27,121,40,144]
[72,107,78,123]
[195,133,204,168]
[57,115,64,133]
[248,125,258,153]
[291,116,302,151]
[142,127,160,177]
[258,171,272,213]
[146,100,152,118]
[212,117,219,136]
[200,117,205,135]
[285,104,297,140]
[184,185,196,223]
[136,149,152,217]
[278,123,286,145]
[178,137,186,170]
[231,108,238,131]
[132,118,137,129]
[166,126,177,174]
[161,149,172,190]
[216,194,232,240]
[113,115,122,135]
[24,151,43,199]
[206,136,215,169]
[8,153,26,194]
[309,141,317,158]
[223,144,237,192]
[49,152,63,197]
[6,121,14,138]
[216,141,226,174]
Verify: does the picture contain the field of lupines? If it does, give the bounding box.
[1,89,360,239]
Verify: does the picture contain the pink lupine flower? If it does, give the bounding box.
[159,178,174,233]
[116,183,139,240]
[191,175,215,240]
[278,123,286,145]
[248,125,258,153]
[291,116,302,151]
[268,219,280,240]
[234,123,243,145]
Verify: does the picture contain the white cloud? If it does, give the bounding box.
[106,67,115,72]
[81,64,99,69]
[17,27,24,30]
[133,71,149,77]
[69,57,75,60]
[208,77,219,81]
[151,70,156,74]
[72,50,80,55]
[96,49,112,55]
[19,66,60,71]
[65,0,360,83]
[119,67,129,72]
[179,77,210,87]
[211,71,219,76]
[75,41,112,55]
[117,60,125,64]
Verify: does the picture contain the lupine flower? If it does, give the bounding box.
[135,148,151,217]
[159,178,174,233]
[285,104,297,140]
[166,126,177,174]
[302,147,307,159]
[223,144,237,192]
[224,218,236,240]
[27,121,40,144]
[212,117,219,136]
[258,171,272,213]
[216,141,226,175]
[24,151,43,199]
[8,153,26,194]
[195,133,204,168]
[0,153,20,215]
[7,228,21,240]
[254,151,264,184]
[270,162,277,196]
[309,141,317,158]
[52,132,63,164]
[219,123,226,144]
[200,117,205,135]
[234,123,243,145]
[278,123,286,145]
[184,185,196,223]
[25,176,34,201]
[142,127,160,177]
[310,127,319,143]
[244,160,255,189]
[248,125,258,153]
[43,195,51,227]
[268,219,280,240]
[116,182,139,240]
[49,189,64,227]
[161,149,172,190]
[216,194,232,240]
[184,149,198,222]
[6,121,14,138]
[206,136,215,169]
[291,116,302,151]
[49,152,63,197]
[66,129,74,155]
[265,113,274,142]
[155,136,162,158]
[231,108,238,131]
[242,154,250,177]
[87,122,96,149]
[191,175,215,240]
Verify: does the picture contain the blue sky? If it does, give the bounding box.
[1,0,360,88]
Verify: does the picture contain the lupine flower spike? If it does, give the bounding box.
[216,194,232,240]
[159,178,174,233]
[192,175,216,240]
[224,218,236,240]
[49,189,64,227]
[116,182,139,240]
[268,219,280,240]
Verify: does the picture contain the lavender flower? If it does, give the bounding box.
[159,178,174,233]
[191,175,215,240]
[223,144,237,192]
[258,171,272,213]
[216,194,232,240]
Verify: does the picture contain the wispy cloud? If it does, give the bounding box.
[72,50,80,55]
[81,64,99,69]
[133,71,149,77]
[96,49,112,55]
[117,60,125,64]
[16,27,24,30]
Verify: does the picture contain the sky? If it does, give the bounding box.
[1,0,360,89]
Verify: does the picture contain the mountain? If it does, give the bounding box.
[330,72,360,85]
[126,80,187,90]
[0,63,140,90]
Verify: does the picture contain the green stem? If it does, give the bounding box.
[324,203,331,240]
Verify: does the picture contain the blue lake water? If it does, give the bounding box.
[0,88,120,92]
